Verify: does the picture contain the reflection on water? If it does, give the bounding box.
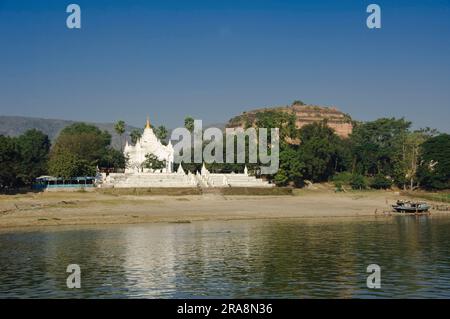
[0,216,450,298]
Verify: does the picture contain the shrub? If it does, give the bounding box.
[274,170,289,186]
[350,174,367,190]
[332,172,353,185]
[334,181,344,192]
[370,174,393,189]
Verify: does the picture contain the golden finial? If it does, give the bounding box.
[146,116,150,129]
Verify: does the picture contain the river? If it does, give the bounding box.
[0,216,449,298]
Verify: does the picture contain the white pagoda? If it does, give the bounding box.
[100,116,273,188]
[124,117,174,173]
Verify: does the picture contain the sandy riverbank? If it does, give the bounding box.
[0,189,447,229]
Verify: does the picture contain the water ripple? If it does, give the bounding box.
[0,216,450,298]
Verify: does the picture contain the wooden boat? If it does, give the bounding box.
[392,200,430,213]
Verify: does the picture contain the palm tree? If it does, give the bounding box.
[114,120,126,151]
[155,125,168,141]
[184,116,194,132]
[130,129,143,145]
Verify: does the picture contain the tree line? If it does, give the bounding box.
[253,112,449,191]
[0,120,171,190]
[0,114,449,191]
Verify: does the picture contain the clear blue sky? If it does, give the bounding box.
[0,0,449,131]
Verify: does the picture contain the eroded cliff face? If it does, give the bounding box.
[227,104,353,138]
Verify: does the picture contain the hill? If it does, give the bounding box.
[227,104,353,138]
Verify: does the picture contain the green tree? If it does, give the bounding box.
[370,174,393,189]
[350,118,411,178]
[0,130,50,190]
[417,134,450,190]
[114,120,126,151]
[184,116,195,133]
[393,131,429,190]
[155,125,168,141]
[16,129,51,186]
[98,148,126,170]
[144,153,166,170]
[255,110,299,147]
[273,169,289,186]
[59,122,112,147]
[48,151,94,179]
[49,123,113,177]
[297,121,348,182]
[130,129,143,144]
[274,147,304,186]
[0,135,19,189]
[350,174,367,190]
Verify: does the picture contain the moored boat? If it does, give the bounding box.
[392,200,430,213]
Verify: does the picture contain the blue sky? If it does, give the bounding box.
[0,0,449,131]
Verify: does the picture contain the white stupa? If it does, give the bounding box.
[100,115,273,188]
[124,117,174,173]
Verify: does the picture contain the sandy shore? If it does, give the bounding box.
[0,189,447,229]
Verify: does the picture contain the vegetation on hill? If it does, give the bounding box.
[227,103,354,130]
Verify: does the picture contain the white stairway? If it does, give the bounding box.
[102,173,198,188]
[100,168,273,188]
[204,173,273,188]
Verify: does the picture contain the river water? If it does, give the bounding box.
[0,216,449,298]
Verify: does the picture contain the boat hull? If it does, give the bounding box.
[392,205,430,213]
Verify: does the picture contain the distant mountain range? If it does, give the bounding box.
[0,115,227,149]
[0,116,140,149]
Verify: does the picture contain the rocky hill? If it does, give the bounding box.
[0,116,139,149]
[227,104,353,138]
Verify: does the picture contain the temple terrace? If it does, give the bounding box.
[99,118,273,188]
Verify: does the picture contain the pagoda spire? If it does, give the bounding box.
[146,116,151,129]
